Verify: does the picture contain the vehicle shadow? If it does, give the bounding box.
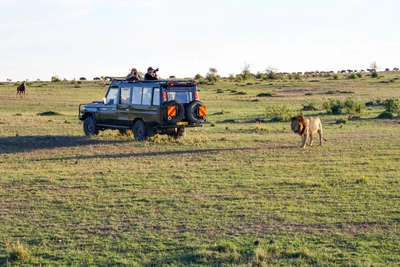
[41,147,258,161]
[0,135,128,154]
[0,135,260,159]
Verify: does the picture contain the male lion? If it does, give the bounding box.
[291,115,326,148]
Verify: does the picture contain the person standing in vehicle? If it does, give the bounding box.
[126,68,141,80]
[144,67,158,80]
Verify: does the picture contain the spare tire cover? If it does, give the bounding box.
[163,100,185,124]
[185,100,205,124]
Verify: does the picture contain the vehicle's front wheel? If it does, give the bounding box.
[83,116,99,137]
[133,120,147,141]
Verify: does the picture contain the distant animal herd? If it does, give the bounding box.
[4,67,400,84]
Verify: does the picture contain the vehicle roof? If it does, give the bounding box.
[107,78,197,87]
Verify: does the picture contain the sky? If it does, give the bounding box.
[1,0,399,81]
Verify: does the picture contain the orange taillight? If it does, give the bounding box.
[194,91,199,100]
[162,91,167,101]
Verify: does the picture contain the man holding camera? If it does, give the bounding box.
[144,67,158,80]
[126,68,141,80]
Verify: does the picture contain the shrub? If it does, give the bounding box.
[37,111,63,116]
[336,117,348,124]
[235,75,243,82]
[257,92,275,97]
[377,111,393,119]
[5,239,29,262]
[302,102,318,111]
[205,68,219,84]
[266,105,293,122]
[323,98,364,116]
[323,99,343,114]
[194,74,203,80]
[348,73,358,79]
[383,98,400,114]
[371,71,378,78]
[344,98,365,116]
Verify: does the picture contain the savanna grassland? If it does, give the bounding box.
[0,72,399,266]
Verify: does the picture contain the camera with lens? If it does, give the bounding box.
[154,68,159,72]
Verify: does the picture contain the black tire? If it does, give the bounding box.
[133,120,147,141]
[83,116,99,137]
[163,100,185,124]
[185,100,206,124]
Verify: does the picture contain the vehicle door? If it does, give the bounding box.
[116,86,132,127]
[96,86,119,125]
[131,86,159,124]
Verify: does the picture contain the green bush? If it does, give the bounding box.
[348,73,359,79]
[371,71,378,78]
[378,111,393,119]
[383,98,399,114]
[335,117,349,124]
[302,102,318,111]
[257,92,275,97]
[323,98,364,116]
[323,99,343,114]
[206,68,219,84]
[344,98,365,116]
[266,105,293,122]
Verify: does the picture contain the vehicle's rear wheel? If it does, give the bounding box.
[83,116,99,137]
[133,120,147,141]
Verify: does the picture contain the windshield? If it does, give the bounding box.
[167,87,195,103]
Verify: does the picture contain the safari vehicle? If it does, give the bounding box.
[78,78,206,140]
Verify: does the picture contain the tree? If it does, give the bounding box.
[241,62,253,80]
[369,61,378,71]
[264,66,282,80]
[194,74,203,80]
[205,68,219,84]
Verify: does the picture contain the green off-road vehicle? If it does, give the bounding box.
[78,79,206,140]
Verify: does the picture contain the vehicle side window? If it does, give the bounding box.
[132,87,142,104]
[106,88,118,105]
[152,88,160,106]
[142,87,152,105]
[120,87,131,104]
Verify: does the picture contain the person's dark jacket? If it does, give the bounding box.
[144,73,158,80]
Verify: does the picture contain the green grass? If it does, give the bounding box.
[1,75,400,266]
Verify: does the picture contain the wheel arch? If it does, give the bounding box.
[81,111,97,122]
